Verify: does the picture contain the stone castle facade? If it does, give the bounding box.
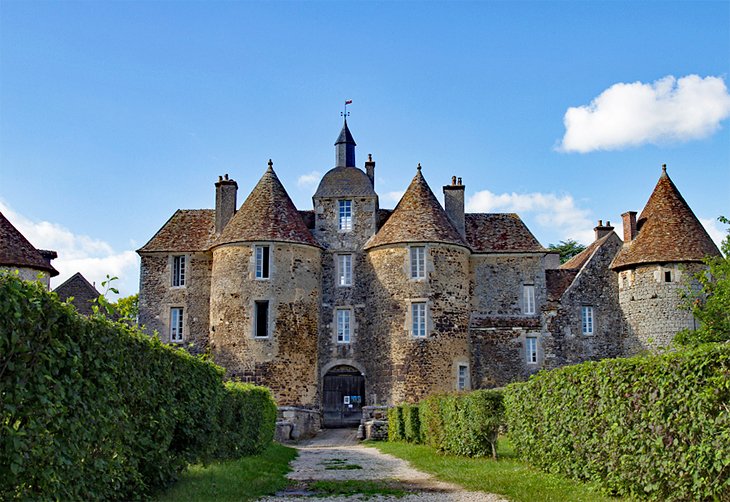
[137,121,720,427]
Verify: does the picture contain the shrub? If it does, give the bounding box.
[0,274,276,500]
[403,404,423,443]
[216,381,277,458]
[505,344,730,501]
[387,405,405,442]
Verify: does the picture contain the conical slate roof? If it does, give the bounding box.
[0,211,58,276]
[611,167,721,270]
[364,166,468,250]
[313,166,376,198]
[214,162,319,248]
[335,119,356,146]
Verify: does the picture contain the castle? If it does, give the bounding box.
[138,120,720,428]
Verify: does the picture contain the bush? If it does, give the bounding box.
[403,404,422,443]
[387,405,405,442]
[0,274,276,500]
[216,381,276,458]
[505,344,730,501]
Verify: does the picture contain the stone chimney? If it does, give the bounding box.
[621,211,637,242]
[215,174,238,234]
[365,153,375,187]
[443,175,465,238]
[594,219,614,240]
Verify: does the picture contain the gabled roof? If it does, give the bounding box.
[214,163,319,248]
[335,119,356,145]
[0,211,58,276]
[53,272,100,316]
[313,166,376,198]
[465,213,547,253]
[364,167,468,250]
[611,167,721,270]
[138,209,216,253]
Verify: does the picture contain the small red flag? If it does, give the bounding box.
[345,99,353,105]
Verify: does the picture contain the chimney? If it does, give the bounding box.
[365,153,375,187]
[594,219,614,240]
[215,174,238,234]
[621,211,637,242]
[443,175,465,238]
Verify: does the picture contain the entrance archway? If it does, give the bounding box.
[322,365,365,428]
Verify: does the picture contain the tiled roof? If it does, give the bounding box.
[0,211,58,276]
[53,272,100,316]
[546,269,579,302]
[299,210,315,229]
[313,166,376,198]
[335,119,356,145]
[138,209,216,253]
[215,163,319,248]
[561,234,611,271]
[377,209,393,230]
[465,213,547,253]
[611,168,721,270]
[365,167,468,250]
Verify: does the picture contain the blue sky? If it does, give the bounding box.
[1,1,729,297]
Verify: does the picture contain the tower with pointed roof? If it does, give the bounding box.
[0,211,58,289]
[611,165,721,353]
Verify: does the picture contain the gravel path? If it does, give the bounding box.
[259,429,506,501]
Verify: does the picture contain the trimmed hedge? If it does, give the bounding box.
[505,343,730,501]
[388,404,423,443]
[387,405,406,442]
[0,274,276,500]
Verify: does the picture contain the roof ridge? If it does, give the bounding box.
[0,211,59,276]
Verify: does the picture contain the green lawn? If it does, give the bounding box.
[370,438,621,502]
[155,443,297,502]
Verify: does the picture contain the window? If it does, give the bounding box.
[336,309,351,343]
[172,255,186,287]
[410,246,425,279]
[526,337,538,364]
[581,306,594,335]
[523,285,535,314]
[412,302,427,337]
[255,301,269,338]
[664,271,672,282]
[337,254,352,287]
[255,245,270,279]
[338,200,352,231]
[457,364,468,390]
[170,307,183,343]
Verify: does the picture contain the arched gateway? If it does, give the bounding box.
[322,365,365,428]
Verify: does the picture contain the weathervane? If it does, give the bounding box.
[342,99,352,118]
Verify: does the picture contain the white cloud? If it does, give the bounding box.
[297,171,322,189]
[699,217,728,251]
[382,190,405,205]
[0,201,139,298]
[466,190,595,245]
[559,75,730,153]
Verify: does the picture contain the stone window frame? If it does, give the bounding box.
[525,335,538,364]
[407,299,429,338]
[254,244,271,280]
[456,362,470,391]
[253,299,271,339]
[522,284,536,315]
[581,305,594,336]
[169,306,184,343]
[409,245,427,281]
[338,199,353,232]
[171,254,187,288]
[335,253,353,287]
[334,307,353,344]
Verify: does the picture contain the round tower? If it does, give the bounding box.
[209,161,322,407]
[364,165,471,405]
[611,165,721,353]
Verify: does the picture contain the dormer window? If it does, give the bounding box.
[338,200,352,231]
[172,255,186,287]
[255,245,270,279]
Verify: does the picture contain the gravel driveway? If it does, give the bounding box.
[259,429,506,501]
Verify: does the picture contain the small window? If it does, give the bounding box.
[410,246,426,279]
[526,336,538,364]
[412,302,427,337]
[457,364,468,390]
[336,309,351,343]
[337,254,352,287]
[170,307,184,343]
[523,285,535,314]
[255,301,269,338]
[255,245,270,279]
[338,200,352,231]
[581,306,594,335]
[664,271,672,283]
[172,255,186,287]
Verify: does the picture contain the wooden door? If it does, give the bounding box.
[322,366,365,428]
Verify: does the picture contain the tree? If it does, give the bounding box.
[114,293,139,326]
[548,239,586,264]
[675,216,730,345]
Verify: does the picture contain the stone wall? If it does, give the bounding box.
[209,242,321,406]
[2,266,51,289]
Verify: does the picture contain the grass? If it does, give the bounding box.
[370,437,621,502]
[309,480,408,498]
[154,443,297,502]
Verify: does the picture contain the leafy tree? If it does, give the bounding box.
[548,239,586,264]
[114,293,139,326]
[675,216,730,345]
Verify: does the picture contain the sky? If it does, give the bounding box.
[1,1,729,298]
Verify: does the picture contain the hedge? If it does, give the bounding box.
[0,274,276,500]
[387,405,405,442]
[505,343,730,501]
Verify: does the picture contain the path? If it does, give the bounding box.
[259,429,506,501]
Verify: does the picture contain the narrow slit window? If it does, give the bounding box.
[338,200,352,231]
[523,285,535,314]
[255,245,270,279]
[457,364,468,390]
[412,302,427,337]
[172,255,186,287]
[410,246,426,279]
[336,309,351,343]
[255,301,269,338]
[170,307,183,343]
[581,306,594,335]
[526,337,538,364]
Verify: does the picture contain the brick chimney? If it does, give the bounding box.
[215,174,238,234]
[365,153,375,187]
[594,219,614,240]
[621,211,637,242]
[443,175,465,238]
